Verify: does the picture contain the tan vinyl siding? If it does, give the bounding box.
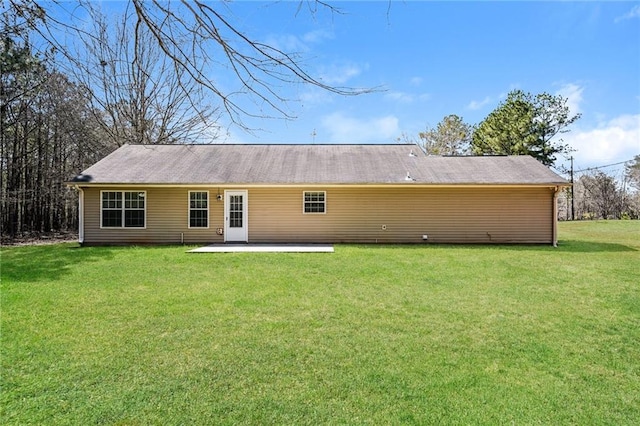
[83,187,225,245]
[82,186,554,245]
[248,187,553,244]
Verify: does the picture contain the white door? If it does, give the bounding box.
[224,190,248,242]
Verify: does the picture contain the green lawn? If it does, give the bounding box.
[2,221,639,425]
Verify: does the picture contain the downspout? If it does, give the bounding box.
[552,186,561,247]
[76,186,84,244]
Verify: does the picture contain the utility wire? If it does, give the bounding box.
[574,159,635,173]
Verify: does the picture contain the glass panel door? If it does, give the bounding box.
[224,190,248,242]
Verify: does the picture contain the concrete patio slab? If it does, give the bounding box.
[188,244,334,253]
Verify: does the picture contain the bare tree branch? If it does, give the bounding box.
[81,6,219,145]
[7,0,376,133]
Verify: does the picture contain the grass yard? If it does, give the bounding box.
[2,220,639,424]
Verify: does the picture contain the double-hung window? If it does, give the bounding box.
[101,191,146,228]
[189,191,209,228]
[303,191,326,214]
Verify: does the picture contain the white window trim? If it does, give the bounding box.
[302,190,327,214]
[188,190,210,229]
[100,190,147,229]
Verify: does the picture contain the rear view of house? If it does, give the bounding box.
[69,144,568,245]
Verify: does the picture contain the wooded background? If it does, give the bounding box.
[2,39,111,240]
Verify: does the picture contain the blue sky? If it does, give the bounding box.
[40,1,639,174]
[212,1,640,174]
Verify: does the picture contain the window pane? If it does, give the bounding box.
[102,210,122,227]
[230,211,242,228]
[229,195,243,227]
[125,192,145,209]
[190,210,208,228]
[195,192,207,208]
[102,192,122,209]
[124,210,145,227]
[306,203,323,213]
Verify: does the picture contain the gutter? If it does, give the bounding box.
[552,186,562,247]
[72,185,84,244]
[65,182,569,189]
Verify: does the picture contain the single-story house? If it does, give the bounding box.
[68,143,569,245]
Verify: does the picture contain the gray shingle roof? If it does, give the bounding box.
[70,144,568,186]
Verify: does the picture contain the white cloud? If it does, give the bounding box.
[319,63,365,85]
[384,91,430,103]
[302,29,334,44]
[562,114,640,168]
[410,77,423,86]
[385,92,413,103]
[264,29,333,53]
[555,82,584,115]
[466,96,492,110]
[299,87,334,106]
[321,112,400,143]
[264,34,309,53]
[614,5,640,23]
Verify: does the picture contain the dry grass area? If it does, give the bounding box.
[1,231,77,246]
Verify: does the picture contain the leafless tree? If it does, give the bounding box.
[625,155,640,190]
[574,171,634,219]
[418,114,473,155]
[1,35,105,239]
[7,0,372,132]
[71,7,219,146]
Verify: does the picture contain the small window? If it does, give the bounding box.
[303,191,326,214]
[101,191,145,228]
[189,191,209,228]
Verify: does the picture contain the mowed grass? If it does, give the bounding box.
[2,221,639,425]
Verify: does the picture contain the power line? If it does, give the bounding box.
[574,159,634,174]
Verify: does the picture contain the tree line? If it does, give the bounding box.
[562,158,640,220]
[1,37,108,240]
